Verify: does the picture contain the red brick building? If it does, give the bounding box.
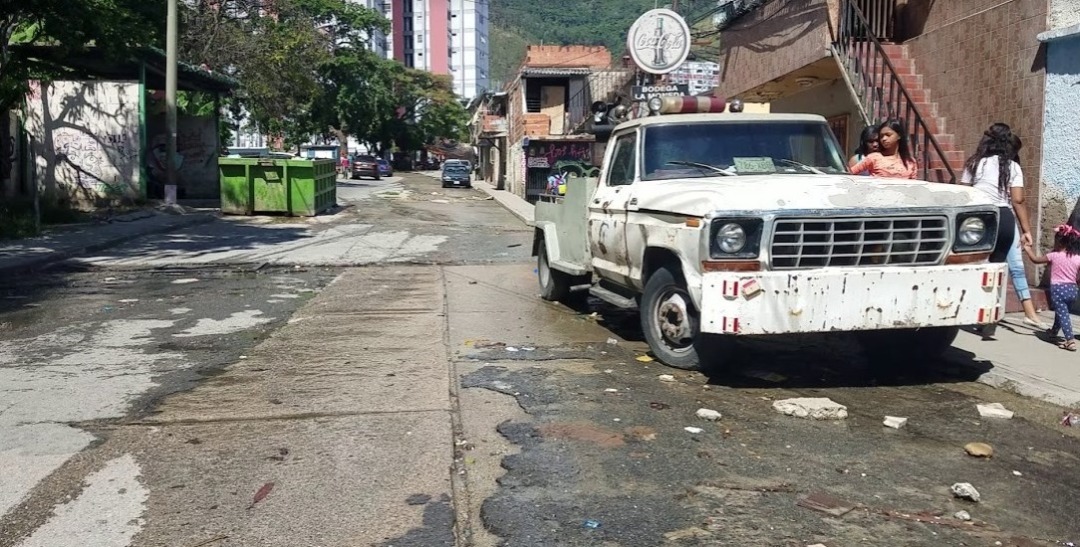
[494,46,631,202]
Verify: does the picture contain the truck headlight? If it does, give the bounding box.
[953,212,997,253]
[717,223,747,254]
[958,217,986,246]
[708,218,763,258]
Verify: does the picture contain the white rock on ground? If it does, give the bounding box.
[976,403,1015,419]
[773,397,848,420]
[954,510,972,521]
[695,408,722,421]
[883,416,908,429]
[658,374,676,382]
[684,427,704,434]
[951,482,981,502]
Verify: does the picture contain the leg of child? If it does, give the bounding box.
[1050,284,1078,350]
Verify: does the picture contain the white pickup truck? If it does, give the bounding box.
[533,100,1008,370]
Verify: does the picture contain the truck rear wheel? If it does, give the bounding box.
[538,239,576,302]
[641,266,728,371]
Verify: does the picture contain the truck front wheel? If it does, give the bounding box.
[641,266,728,371]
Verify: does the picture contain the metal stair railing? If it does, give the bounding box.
[832,0,957,183]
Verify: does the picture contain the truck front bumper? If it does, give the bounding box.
[698,264,1008,335]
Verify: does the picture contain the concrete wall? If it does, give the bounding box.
[770,79,864,157]
[716,0,834,99]
[1039,33,1080,242]
[902,0,1047,225]
[25,80,141,207]
[1049,0,1080,28]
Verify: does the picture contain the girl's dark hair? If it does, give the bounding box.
[964,123,1015,197]
[1054,231,1080,257]
[1010,133,1023,163]
[855,126,878,156]
[877,118,914,166]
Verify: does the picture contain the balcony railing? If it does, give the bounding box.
[833,0,956,183]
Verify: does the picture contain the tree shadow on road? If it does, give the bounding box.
[0,221,317,316]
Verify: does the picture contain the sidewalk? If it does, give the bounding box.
[0,208,217,276]
[951,312,1080,408]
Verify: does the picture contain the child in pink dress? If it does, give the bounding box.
[1023,224,1080,351]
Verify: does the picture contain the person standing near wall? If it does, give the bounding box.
[961,123,1047,337]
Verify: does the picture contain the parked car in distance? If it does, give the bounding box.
[351,155,380,180]
[441,163,472,188]
[376,158,393,177]
[443,159,472,172]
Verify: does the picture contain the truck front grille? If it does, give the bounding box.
[770,216,949,269]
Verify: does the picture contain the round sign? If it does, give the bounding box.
[626,8,691,75]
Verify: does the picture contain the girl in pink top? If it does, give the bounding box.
[847,118,918,179]
[1023,224,1080,351]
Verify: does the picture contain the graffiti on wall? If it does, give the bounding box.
[526,141,593,169]
[145,116,218,199]
[24,81,142,202]
[53,128,138,191]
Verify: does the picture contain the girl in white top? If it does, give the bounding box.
[961,124,1045,334]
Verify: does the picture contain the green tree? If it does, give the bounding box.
[181,0,391,150]
[0,0,162,110]
[369,68,468,154]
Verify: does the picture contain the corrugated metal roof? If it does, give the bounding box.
[521,67,593,77]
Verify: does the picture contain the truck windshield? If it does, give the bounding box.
[641,121,848,181]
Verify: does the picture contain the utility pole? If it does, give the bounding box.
[165,0,179,205]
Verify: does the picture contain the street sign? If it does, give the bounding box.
[631,84,690,101]
[626,8,692,75]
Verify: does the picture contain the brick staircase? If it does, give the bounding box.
[847,44,966,179]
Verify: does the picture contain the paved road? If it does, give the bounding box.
[1,173,1077,546]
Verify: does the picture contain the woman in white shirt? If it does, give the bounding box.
[961,123,1046,335]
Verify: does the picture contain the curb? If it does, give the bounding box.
[472,181,534,227]
[0,213,217,277]
[950,354,1080,408]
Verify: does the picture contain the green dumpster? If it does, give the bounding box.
[219,157,337,216]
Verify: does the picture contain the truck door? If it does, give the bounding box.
[588,130,635,286]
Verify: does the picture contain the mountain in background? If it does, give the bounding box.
[488,0,725,89]
[488,0,656,86]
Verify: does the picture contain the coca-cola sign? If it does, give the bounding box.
[627,8,691,75]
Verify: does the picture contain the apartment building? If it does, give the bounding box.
[388,0,452,74]
[667,60,720,96]
[346,0,391,58]
[449,0,491,100]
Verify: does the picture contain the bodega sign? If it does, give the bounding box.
[631,84,690,100]
[627,8,691,75]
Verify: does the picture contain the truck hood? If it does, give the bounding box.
[630,175,997,216]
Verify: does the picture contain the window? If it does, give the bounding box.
[606,133,637,186]
[417,34,423,43]
[640,121,847,181]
